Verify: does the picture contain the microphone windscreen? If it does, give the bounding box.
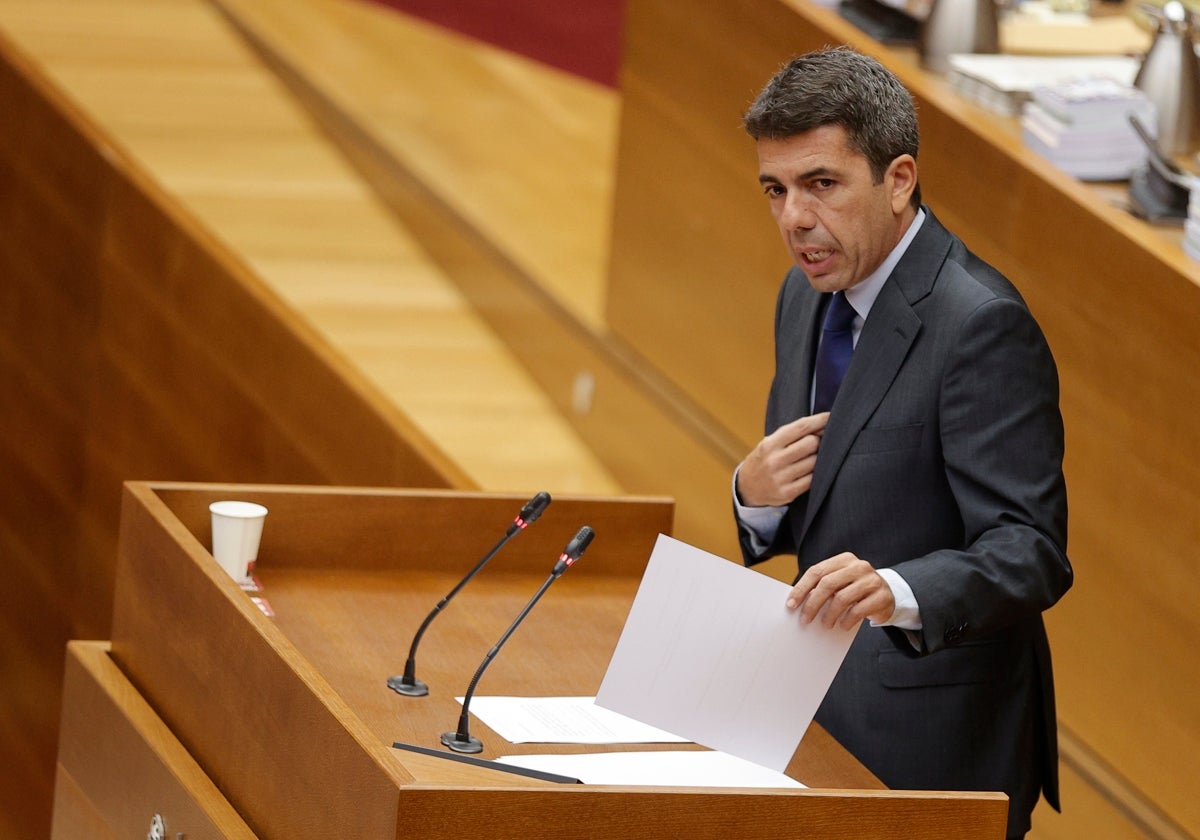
[519,491,552,525]
[563,525,595,562]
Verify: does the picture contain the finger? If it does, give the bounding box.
[780,434,821,466]
[834,588,893,630]
[788,554,874,625]
[795,567,850,624]
[743,443,820,507]
[808,568,859,626]
[778,451,818,482]
[780,473,814,501]
[785,555,848,610]
[826,573,893,629]
[774,412,831,445]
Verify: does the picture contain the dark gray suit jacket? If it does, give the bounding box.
[737,210,1072,836]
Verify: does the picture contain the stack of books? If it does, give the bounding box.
[1021,78,1157,181]
[947,54,1138,118]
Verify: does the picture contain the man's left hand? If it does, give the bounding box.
[786,553,896,630]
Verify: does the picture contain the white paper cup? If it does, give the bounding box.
[209,500,268,583]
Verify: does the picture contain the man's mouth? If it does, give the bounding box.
[801,250,833,264]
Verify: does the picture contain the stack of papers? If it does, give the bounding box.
[460,696,687,745]
[594,535,858,773]
[468,696,803,787]
[1021,78,1157,180]
[497,749,805,789]
[457,535,859,789]
[947,54,1139,117]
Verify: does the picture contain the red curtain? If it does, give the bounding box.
[363,0,625,88]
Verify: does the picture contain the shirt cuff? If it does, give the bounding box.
[732,467,787,555]
[873,567,922,630]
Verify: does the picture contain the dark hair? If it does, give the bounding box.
[744,47,921,207]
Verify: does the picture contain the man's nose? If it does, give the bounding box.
[780,194,817,230]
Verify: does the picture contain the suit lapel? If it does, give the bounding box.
[799,212,953,539]
[773,281,825,428]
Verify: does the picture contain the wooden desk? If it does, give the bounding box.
[93,482,1008,839]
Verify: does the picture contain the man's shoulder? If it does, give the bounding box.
[942,248,1025,307]
[927,221,1028,312]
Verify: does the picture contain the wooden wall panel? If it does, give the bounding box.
[0,537,70,840]
[608,0,869,446]
[0,30,467,838]
[910,46,1200,840]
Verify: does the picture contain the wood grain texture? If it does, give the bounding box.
[0,8,478,832]
[210,0,619,330]
[392,786,1008,840]
[110,484,410,839]
[0,0,606,496]
[4,0,1194,836]
[103,482,1007,840]
[204,0,748,565]
[150,482,673,576]
[1029,725,1194,840]
[53,641,256,839]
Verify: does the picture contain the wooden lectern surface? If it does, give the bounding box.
[101,482,1008,840]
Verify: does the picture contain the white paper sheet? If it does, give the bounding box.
[459,695,689,744]
[595,534,859,772]
[496,750,805,788]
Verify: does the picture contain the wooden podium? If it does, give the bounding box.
[54,482,1007,838]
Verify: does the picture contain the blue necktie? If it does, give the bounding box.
[813,292,856,414]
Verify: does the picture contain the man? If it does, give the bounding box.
[733,47,1073,839]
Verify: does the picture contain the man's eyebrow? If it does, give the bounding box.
[758,167,837,185]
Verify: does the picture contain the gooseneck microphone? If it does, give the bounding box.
[441,525,595,754]
[387,491,552,697]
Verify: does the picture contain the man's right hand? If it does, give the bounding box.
[736,412,830,507]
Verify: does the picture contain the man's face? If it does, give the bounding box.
[757,124,915,294]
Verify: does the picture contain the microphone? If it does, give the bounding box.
[441,525,595,753]
[387,491,552,697]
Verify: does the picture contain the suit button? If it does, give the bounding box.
[944,621,968,644]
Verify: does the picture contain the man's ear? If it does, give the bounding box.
[886,154,918,213]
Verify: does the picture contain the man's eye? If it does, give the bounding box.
[763,184,785,197]
[813,178,835,190]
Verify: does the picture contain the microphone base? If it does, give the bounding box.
[440,731,483,754]
[386,674,429,697]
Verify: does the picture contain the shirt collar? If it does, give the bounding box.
[844,207,926,323]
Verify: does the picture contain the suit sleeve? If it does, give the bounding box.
[735,270,807,567]
[890,295,1073,654]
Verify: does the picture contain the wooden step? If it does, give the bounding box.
[0,0,623,495]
